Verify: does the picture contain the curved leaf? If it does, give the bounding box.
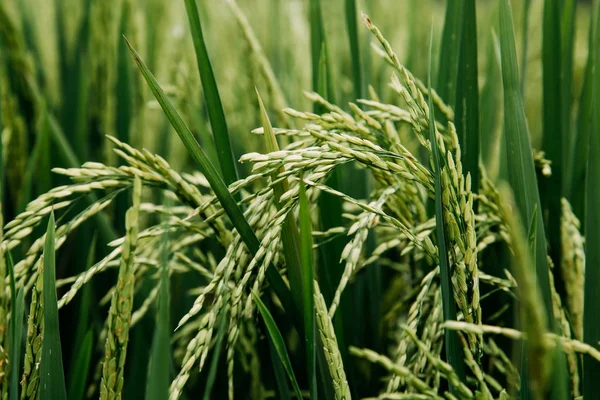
[253,293,303,400]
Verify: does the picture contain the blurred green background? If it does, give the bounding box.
[0,0,596,397]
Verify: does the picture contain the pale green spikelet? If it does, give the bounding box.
[560,198,584,341]
[548,257,580,397]
[20,271,43,400]
[99,176,142,400]
[350,346,440,398]
[314,280,351,400]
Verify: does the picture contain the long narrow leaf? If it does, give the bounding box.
[252,293,303,400]
[124,37,297,322]
[437,0,462,106]
[520,0,532,95]
[39,212,67,400]
[500,190,549,399]
[269,336,292,400]
[541,0,563,266]
[480,31,502,177]
[309,0,325,94]
[561,0,576,160]
[67,330,93,400]
[455,0,480,197]
[498,1,568,397]
[345,0,363,100]
[115,0,135,234]
[183,0,239,186]
[498,0,554,325]
[569,0,600,224]
[310,1,336,107]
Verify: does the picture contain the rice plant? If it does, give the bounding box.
[0,0,599,399]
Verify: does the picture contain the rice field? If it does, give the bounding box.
[0,0,599,399]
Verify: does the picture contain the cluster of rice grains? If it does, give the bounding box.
[0,10,593,400]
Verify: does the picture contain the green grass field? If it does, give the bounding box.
[0,0,599,398]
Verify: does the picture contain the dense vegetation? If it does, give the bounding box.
[0,0,599,399]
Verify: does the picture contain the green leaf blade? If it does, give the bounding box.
[500,189,549,399]
[560,0,576,159]
[498,1,569,397]
[310,0,325,94]
[39,212,67,400]
[569,0,600,224]
[498,0,554,322]
[67,330,93,400]
[183,0,239,186]
[540,0,563,267]
[520,0,532,95]
[480,32,502,177]
[253,293,303,400]
[437,0,462,106]
[455,0,480,197]
[345,0,363,100]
